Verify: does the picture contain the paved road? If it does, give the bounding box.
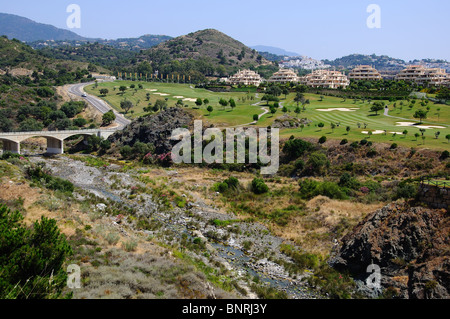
[67,82,131,128]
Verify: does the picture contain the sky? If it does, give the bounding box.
[1,0,449,61]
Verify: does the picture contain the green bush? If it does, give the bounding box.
[395,181,418,199]
[282,138,313,160]
[120,145,133,158]
[251,178,269,194]
[340,139,348,145]
[318,136,327,144]
[0,204,72,299]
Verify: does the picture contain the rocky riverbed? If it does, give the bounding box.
[29,155,323,299]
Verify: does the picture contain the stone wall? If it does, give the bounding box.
[418,184,450,210]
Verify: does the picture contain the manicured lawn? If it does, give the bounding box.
[87,81,450,151]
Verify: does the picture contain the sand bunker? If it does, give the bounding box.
[146,89,158,92]
[183,98,197,102]
[153,93,169,96]
[396,122,445,129]
[317,108,359,112]
[362,130,385,135]
[173,96,184,99]
[416,125,446,129]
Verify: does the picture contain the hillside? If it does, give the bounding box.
[30,34,172,52]
[135,29,271,77]
[0,37,102,133]
[37,42,137,70]
[0,13,87,42]
[323,54,407,72]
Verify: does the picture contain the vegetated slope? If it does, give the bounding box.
[0,13,87,42]
[0,37,102,132]
[323,54,407,71]
[332,202,449,299]
[37,43,137,70]
[135,29,272,77]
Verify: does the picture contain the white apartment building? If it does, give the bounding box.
[226,69,262,86]
[395,65,449,86]
[268,68,300,84]
[300,70,350,89]
[349,65,382,81]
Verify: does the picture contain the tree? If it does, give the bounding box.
[119,86,127,95]
[102,110,116,126]
[294,92,304,107]
[318,136,327,144]
[282,106,288,113]
[413,109,428,124]
[146,93,151,101]
[207,105,213,115]
[318,122,325,131]
[99,88,109,96]
[370,102,384,116]
[270,106,277,117]
[435,131,441,139]
[229,99,236,109]
[346,126,351,135]
[203,99,209,107]
[446,134,450,143]
[219,98,228,108]
[294,106,301,117]
[414,132,420,141]
[331,123,336,132]
[0,204,72,299]
[253,114,259,122]
[120,100,133,114]
[282,88,289,99]
[403,130,408,137]
[195,98,203,107]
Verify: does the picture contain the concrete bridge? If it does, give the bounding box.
[0,129,118,155]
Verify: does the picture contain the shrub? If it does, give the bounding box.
[318,136,327,144]
[390,143,398,150]
[224,176,240,189]
[305,152,329,176]
[340,139,348,145]
[440,150,450,160]
[366,148,377,157]
[282,138,313,160]
[395,181,418,199]
[122,240,138,252]
[251,178,269,194]
[0,204,72,299]
[105,232,120,245]
[120,145,133,158]
[360,139,368,146]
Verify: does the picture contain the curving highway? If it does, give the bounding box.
[67,82,131,128]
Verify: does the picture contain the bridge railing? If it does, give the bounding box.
[420,177,450,188]
[0,128,119,136]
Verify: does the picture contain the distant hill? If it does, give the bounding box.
[0,13,88,42]
[323,54,407,71]
[135,29,272,78]
[30,34,172,52]
[251,45,299,57]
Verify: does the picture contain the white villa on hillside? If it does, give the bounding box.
[226,69,262,86]
[300,70,350,89]
[268,69,300,84]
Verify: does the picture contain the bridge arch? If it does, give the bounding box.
[0,129,117,155]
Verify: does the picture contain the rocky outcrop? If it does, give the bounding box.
[272,114,311,129]
[331,202,449,299]
[108,107,194,154]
